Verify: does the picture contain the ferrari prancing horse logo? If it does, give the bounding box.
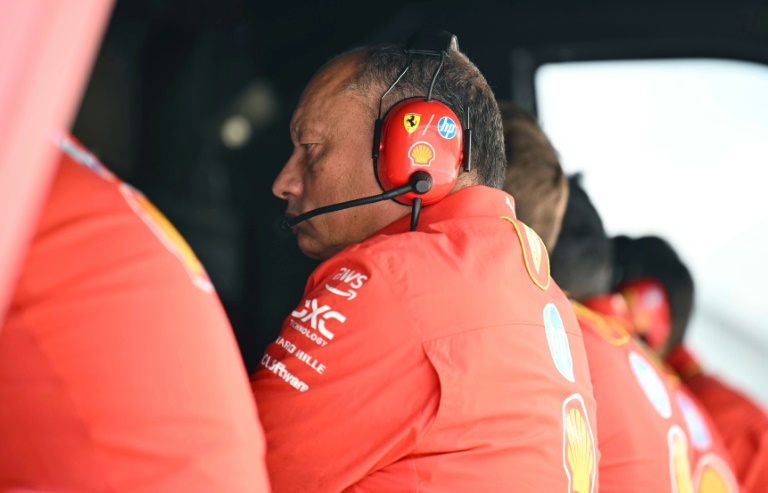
[404,113,421,133]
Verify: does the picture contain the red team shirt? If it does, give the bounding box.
[580,293,742,492]
[0,135,270,492]
[251,186,600,492]
[667,345,768,493]
[620,278,767,493]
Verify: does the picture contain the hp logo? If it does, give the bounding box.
[437,117,457,139]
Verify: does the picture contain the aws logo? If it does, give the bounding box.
[326,267,368,300]
[291,298,346,341]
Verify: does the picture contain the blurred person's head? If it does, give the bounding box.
[549,174,613,301]
[498,101,567,251]
[272,31,505,259]
[612,234,695,357]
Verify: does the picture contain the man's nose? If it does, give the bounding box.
[272,153,303,200]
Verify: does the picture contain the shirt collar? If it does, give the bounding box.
[376,185,518,236]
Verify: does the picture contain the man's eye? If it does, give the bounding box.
[302,144,319,165]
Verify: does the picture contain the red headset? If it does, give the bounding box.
[371,31,472,207]
[619,277,672,352]
[282,31,471,233]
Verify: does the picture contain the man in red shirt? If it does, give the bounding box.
[251,32,599,492]
[500,102,741,490]
[548,176,740,492]
[498,105,712,492]
[614,234,768,493]
[0,134,271,492]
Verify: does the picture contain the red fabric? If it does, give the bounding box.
[619,279,762,492]
[251,186,599,492]
[0,0,113,322]
[573,301,698,492]
[582,298,742,492]
[668,345,768,493]
[0,135,271,492]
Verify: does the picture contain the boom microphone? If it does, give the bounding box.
[280,171,433,232]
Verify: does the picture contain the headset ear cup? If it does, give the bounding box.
[376,97,463,205]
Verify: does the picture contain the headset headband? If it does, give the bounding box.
[404,29,456,57]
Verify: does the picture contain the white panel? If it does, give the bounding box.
[536,58,768,408]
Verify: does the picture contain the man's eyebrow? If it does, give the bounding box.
[294,124,323,142]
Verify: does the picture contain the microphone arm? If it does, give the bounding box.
[281,171,432,231]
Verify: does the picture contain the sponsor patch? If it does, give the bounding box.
[563,393,596,493]
[676,391,712,451]
[403,113,421,133]
[523,224,543,273]
[260,353,309,392]
[502,217,551,290]
[291,298,345,341]
[437,116,457,139]
[325,266,368,300]
[668,425,694,493]
[544,303,574,382]
[408,141,435,167]
[275,335,327,375]
[120,184,213,293]
[629,350,672,418]
[692,454,738,493]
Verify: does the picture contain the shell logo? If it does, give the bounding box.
[693,454,738,493]
[668,425,694,493]
[563,394,596,493]
[408,141,435,167]
[120,183,214,293]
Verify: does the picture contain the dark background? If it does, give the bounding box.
[71,0,768,372]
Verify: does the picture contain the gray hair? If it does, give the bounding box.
[334,43,506,189]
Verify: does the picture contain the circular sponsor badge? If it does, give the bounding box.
[544,303,574,382]
[629,351,672,418]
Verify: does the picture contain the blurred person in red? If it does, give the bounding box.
[0,133,271,492]
[497,101,569,251]
[546,174,741,492]
[614,233,768,492]
[499,104,713,492]
[251,32,599,492]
